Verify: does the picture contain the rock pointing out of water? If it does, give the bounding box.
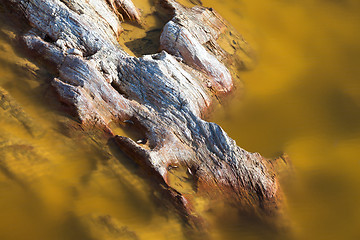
[2,0,283,228]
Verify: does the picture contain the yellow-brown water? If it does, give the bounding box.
[1,0,360,240]
[205,0,360,239]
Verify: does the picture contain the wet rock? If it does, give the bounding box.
[3,0,283,228]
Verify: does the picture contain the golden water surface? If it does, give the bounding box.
[1,0,360,240]
[206,0,360,239]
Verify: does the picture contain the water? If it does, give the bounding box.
[1,0,360,239]
[205,0,360,239]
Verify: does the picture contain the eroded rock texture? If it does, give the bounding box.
[3,0,282,228]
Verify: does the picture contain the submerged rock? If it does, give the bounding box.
[0,87,43,137]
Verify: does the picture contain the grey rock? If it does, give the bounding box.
[3,0,282,227]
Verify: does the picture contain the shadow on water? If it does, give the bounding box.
[107,137,176,222]
[211,209,290,240]
[60,213,96,240]
[119,0,173,56]
[125,28,163,57]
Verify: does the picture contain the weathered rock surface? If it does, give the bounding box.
[160,0,233,93]
[106,0,142,24]
[2,0,282,228]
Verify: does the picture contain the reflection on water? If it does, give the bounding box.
[1,0,360,239]
[206,0,360,239]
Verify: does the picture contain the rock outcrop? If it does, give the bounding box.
[2,0,282,228]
